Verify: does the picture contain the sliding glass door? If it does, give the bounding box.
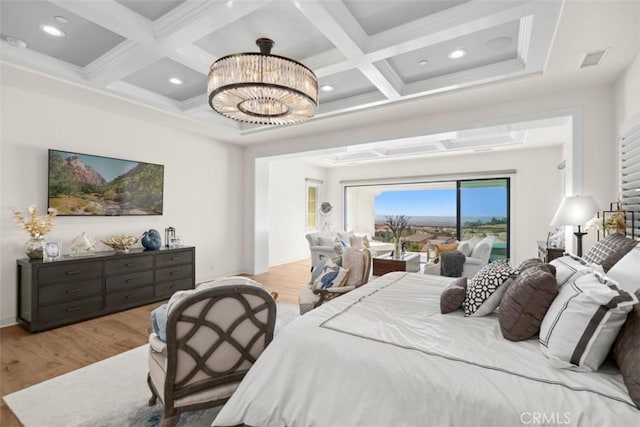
[344,177,510,260]
[457,178,510,261]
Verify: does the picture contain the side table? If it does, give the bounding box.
[373,253,421,276]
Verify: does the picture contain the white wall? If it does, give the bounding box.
[268,158,327,266]
[0,85,244,326]
[325,146,563,265]
[614,53,640,129]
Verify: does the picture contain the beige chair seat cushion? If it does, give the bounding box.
[149,343,241,408]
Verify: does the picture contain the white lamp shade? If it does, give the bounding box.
[550,195,600,227]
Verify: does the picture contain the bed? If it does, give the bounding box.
[212,272,639,427]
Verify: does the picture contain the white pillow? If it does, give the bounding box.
[549,254,601,288]
[539,272,637,371]
[457,240,473,257]
[350,235,365,250]
[606,246,640,293]
[312,259,350,290]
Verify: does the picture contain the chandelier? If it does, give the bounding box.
[207,38,318,125]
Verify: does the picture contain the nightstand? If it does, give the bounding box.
[537,241,564,263]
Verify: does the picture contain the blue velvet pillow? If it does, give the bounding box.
[151,303,168,341]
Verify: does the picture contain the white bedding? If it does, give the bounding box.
[213,272,639,427]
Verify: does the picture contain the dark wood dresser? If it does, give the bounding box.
[17,246,195,332]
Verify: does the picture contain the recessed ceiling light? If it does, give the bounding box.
[5,36,27,49]
[448,49,467,59]
[39,24,65,38]
[418,59,428,66]
[169,77,183,85]
[321,85,334,92]
[55,16,69,24]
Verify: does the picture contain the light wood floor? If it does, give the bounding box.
[0,259,311,426]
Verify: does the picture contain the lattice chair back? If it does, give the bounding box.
[164,284,276,402]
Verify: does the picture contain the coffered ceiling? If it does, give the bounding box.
[0,0,564,137]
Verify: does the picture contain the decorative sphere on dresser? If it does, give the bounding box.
[142,229,162,250]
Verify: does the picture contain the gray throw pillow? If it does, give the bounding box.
[440,277,467,314]
[583,233,638,272]
[613,290,640,408]
[498,266,558,341]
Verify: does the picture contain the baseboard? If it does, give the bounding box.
[0,316,17,328]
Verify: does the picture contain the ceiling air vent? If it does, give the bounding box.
[579,49,607,68]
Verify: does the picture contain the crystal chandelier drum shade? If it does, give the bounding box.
[207,38,319,125]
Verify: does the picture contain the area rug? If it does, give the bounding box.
[3,302,299,427]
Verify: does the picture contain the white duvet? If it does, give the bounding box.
[213,272,639,427]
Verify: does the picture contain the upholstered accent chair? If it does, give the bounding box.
[424,236,497,278]
[306,232,340,271]
[147,279,276,427]
[298,247,374,315]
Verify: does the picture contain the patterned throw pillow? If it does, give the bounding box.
[312,259,350,290]
[440,277,467,314]
[582,233,638,272]
[540,272,637,371]
[464,261,513,317]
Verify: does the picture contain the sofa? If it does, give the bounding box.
[424,235,496,278]
[306,231,393,270]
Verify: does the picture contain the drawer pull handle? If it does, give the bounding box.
[125,263,134,267]
[66,270,81,275]
[170,270,179,275]
[66,288,81,294]
[66,306,80,312]
[124,292,139,300]
[170,257,181,261]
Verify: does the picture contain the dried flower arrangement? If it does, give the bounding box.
[13,204,57,238]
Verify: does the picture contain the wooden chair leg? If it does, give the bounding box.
[147,373,157,406]
[160,413,179,427]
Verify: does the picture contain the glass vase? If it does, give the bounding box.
[394,239,402,259]
[25,235,45,260]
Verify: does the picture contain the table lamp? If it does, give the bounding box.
[550,195,600,257]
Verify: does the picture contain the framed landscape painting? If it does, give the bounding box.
[48,149,164,216]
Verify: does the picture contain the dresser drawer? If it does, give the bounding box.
[156,264,192,282]
[38,296,103,325]
[105,255,153,276]
[106,271,154,293]
[156,250,193,268]
[155,278,194,299]
[106,285,153,310]
[38,262,102,285]
[39,279,102,306]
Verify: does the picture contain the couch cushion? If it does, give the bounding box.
[583,233,638,272]
[440,277,467,314]
[342,248,368,287]
[464,260,513,317]
[470,236,494,260]
[498,265,558,341]
[613,290,640,408]
[539,272,637,371]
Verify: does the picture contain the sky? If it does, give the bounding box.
[56,150,138,182]
[375,186,507,217]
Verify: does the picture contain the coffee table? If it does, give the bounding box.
[372,253,421,276]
